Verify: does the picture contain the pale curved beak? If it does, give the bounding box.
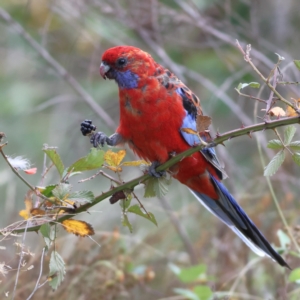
[99,62,110,79]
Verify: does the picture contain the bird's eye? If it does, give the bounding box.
[117,58,127,67]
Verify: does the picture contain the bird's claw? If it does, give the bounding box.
[81,120,96,136]
[148,161,166,178]
[90,132,110,148]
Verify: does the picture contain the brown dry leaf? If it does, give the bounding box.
[104,149,126,166]
[196,115,212,132]
[181,128,198,135]
[286,98,300,117]
[62,219,94,237]
[30,208,46,216]
[268,106,286,117]
[19,193,33,220]
[109,191,127,204]
[122,160,150,167]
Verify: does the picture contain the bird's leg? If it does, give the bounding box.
[80,120,123,147]
[148,161,166,178]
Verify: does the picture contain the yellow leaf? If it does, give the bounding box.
[62,219,95,237]
[104,149,126,166]
[196,115,212,132]
[19,210,30,220]
[286,98,300,117]
[19,192,33,220]
[64,199,75,206]
[105,165,123,172]
[181,128,198,135]
[122,160,150,167]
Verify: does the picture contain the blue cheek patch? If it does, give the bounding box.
[115,70,139,89]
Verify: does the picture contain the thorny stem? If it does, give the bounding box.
[2,115,300,234]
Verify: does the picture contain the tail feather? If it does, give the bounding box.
[191,174,290,269]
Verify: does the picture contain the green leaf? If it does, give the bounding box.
[48,251,65,290]
[193,285,213,300]
[40,223,55,249]
[289,141,300,151]
[40,185,57,198]
[127,204,158,226]
[144,177,157,198]
[122,213,133,233]
[267,139,283,150]
[178,264,207,283]
[277,229,291,250]
[292,153,300,166]
[43,147,64,177]
[120,193,132,210]
[289,268,300,283]
[174,288,199,300]
[68,148,104,172]
[144,176,171,198]
[67,190,94,205]
[284,125,296,145]
[52,183,72,200]
[294,60,300,71]
[264,150,285,176]
[236,82,260,92]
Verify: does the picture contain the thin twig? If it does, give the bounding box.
[12,221,29,300]
[0,145,35,191]
[235,40,296,111]
[26,247,46,300]
[235,89,267,103]
[278,81,300,85]
[0,146,56,205]
[266,66,278,113]
[132,191,150,218]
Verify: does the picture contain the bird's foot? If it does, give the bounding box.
[148,161,166,178]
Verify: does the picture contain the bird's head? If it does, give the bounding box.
[100,46,156,89]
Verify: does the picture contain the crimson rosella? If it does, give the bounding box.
[81,45,290,268]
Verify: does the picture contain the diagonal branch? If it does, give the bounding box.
[2,115,299,234]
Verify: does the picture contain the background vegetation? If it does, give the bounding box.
[0,0,300,299]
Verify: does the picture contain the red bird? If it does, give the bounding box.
[81,46,289,268]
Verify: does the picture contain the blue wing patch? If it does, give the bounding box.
[179,109,227,180]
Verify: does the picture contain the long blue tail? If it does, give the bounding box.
[191,174,290,268]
